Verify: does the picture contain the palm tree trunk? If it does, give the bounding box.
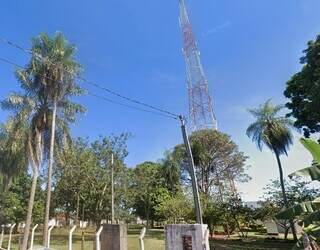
[21,168,39,250]
[274,150,298,241]
[43,98,57,246]
[21,133,42,250]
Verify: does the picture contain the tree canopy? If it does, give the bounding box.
[284,35,320,139]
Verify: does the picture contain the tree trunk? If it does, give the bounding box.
[43,98,57,246]
[21,169,39,250]
[75,195,80,226]
[274,150,298,241]
[74,195,80,226]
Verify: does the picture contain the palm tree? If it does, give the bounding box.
[0,121,28,192]
[25,33,85,245]
[246,99,297,241]
[1,93,45,250]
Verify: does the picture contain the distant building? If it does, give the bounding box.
[243,201,261,209]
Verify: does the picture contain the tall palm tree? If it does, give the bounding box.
[1,93,45,250]
[25,33,85,245]
[246,99,297,241]
[1,32,84,249]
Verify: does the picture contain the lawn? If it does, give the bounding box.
[0,228,295,250]
[0,228,165,250]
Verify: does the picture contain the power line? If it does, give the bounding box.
[0,56,178,120]
[0,37,180,118]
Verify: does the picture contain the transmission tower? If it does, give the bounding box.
[178,0,217,131]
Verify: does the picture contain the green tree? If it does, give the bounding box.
[25,33,85,245]
[1,173,44,226]
[155,190,192,224]
[284,35,320,139]
[260,177,318,239]
[131,161,166,228]
[160,150,181,195]
[54,134,130,227]
[246,99,297,240]
[2,90,45,249]
[173,129,249,201]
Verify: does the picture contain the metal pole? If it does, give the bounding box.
[68,225,76,250]
[29,224,38,250]
[179,115,203,224]
[111,153,115,224]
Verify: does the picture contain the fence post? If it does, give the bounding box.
[0,225,4,249]
[203,228,210,250]
[7,223,16,250]
[139,227,146,250]
[68,225,76,250]
[95,226,103,250]
[47,225,55,248]
[29,224,38,250]
[81,231,85,250]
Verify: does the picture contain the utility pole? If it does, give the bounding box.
[179,115,203,224]
[111,153,115,224]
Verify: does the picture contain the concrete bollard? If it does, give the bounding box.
[139,227,146,250]
[165,224,210,250]
[95,226,103,250]
[100,224,127,250]
[7,223,16,250]
[29,224,38,250]
[47,224,55,248]
[68,225,77,250]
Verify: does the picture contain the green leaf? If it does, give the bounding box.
[300,138,320,164]
[289,138,320,180]
[275,199,320,220]
[290,164,320,181]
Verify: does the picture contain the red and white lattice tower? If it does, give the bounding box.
[178,0,217,131]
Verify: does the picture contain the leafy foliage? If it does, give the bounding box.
[1,174,44,224]
[173,129,249,199]
[284,35,320,138]
[246,100,294,155]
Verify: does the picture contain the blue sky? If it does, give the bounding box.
[1,0,320,200]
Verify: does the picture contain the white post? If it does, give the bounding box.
[47,225,55,248]
[7,223,16,250]
[0,225,4,249]
[68,225,76,250]
[203,228,210,250]
[139,227,146,250]
[29,224,38,250]
[95,226,103,250]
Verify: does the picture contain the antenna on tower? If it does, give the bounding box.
[178,0,217,131]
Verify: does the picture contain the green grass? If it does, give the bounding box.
[0,228,165,250]
[0,228,295,250]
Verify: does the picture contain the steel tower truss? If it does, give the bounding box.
[178,0,217,131]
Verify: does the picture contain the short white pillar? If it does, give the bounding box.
[139,227,146,250]
[47,224,55,248]
[7,223,16,250]
[96,226,103,250]
[29,224,38,250]
[0,225,4,249]
[68,225,77,250]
